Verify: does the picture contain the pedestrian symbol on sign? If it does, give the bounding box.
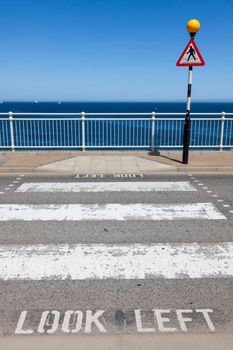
[186,45,196,61]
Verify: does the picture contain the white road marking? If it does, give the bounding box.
[0,203,226,221]
[16,181,197,193]
[16,309,106,334]
[176,309,193,332]
[15,308,215,334]
[196,309,215,332]
[0,242,233,280]
[135,308,215,333]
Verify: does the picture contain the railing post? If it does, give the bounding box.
[151,111,156,151]
[219,111,225,151]
[81,111,86,151]
[9,111,15,152]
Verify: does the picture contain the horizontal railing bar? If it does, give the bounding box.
[6,145,233,149]
[187,145,233,148]
[83,113,154,116]
[12,146,82,148]
[0,113,153,116]
[0,112,233,116]
[192,118,233,121]
[10,145,149,148]
[1,117,232,122]
[0,113,82,116]
[4,118,83,121]
[85,118,153,121]
[81,117,231,121]
[1,118,154,121]
[190,113,233,116]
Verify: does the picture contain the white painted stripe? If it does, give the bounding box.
[0,203,226,221]
[16,181,197,193]
[187,98,191,111]
[0,242,233,280]
[188,68,193,84]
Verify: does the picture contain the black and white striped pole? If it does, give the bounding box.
[183,36,194,165]
[176,19,205,164]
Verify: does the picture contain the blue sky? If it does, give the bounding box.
[0,0,232,101]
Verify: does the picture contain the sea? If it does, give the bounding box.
[0,101,233,114]
[0,101,232,150]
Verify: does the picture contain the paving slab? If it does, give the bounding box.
[37,156,174,174]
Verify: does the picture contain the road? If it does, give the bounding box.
[0,172,233,349]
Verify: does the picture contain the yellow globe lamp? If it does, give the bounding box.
[186,19,201,36]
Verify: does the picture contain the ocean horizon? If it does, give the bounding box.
[0,101,233,114]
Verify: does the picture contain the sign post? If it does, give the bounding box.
[176,19,205,164]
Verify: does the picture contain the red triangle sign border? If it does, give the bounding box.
[176,38,205,67]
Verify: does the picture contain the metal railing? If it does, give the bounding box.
[0,112,233,151]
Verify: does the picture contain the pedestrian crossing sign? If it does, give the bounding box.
[176,38,205,66]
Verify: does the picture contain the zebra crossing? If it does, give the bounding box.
[0,179,229,279]
[0,176,232,338]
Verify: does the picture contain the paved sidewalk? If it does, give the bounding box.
[0,151,232,175]
[2,334,233,350]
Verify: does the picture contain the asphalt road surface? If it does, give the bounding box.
[0,172,233,349]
